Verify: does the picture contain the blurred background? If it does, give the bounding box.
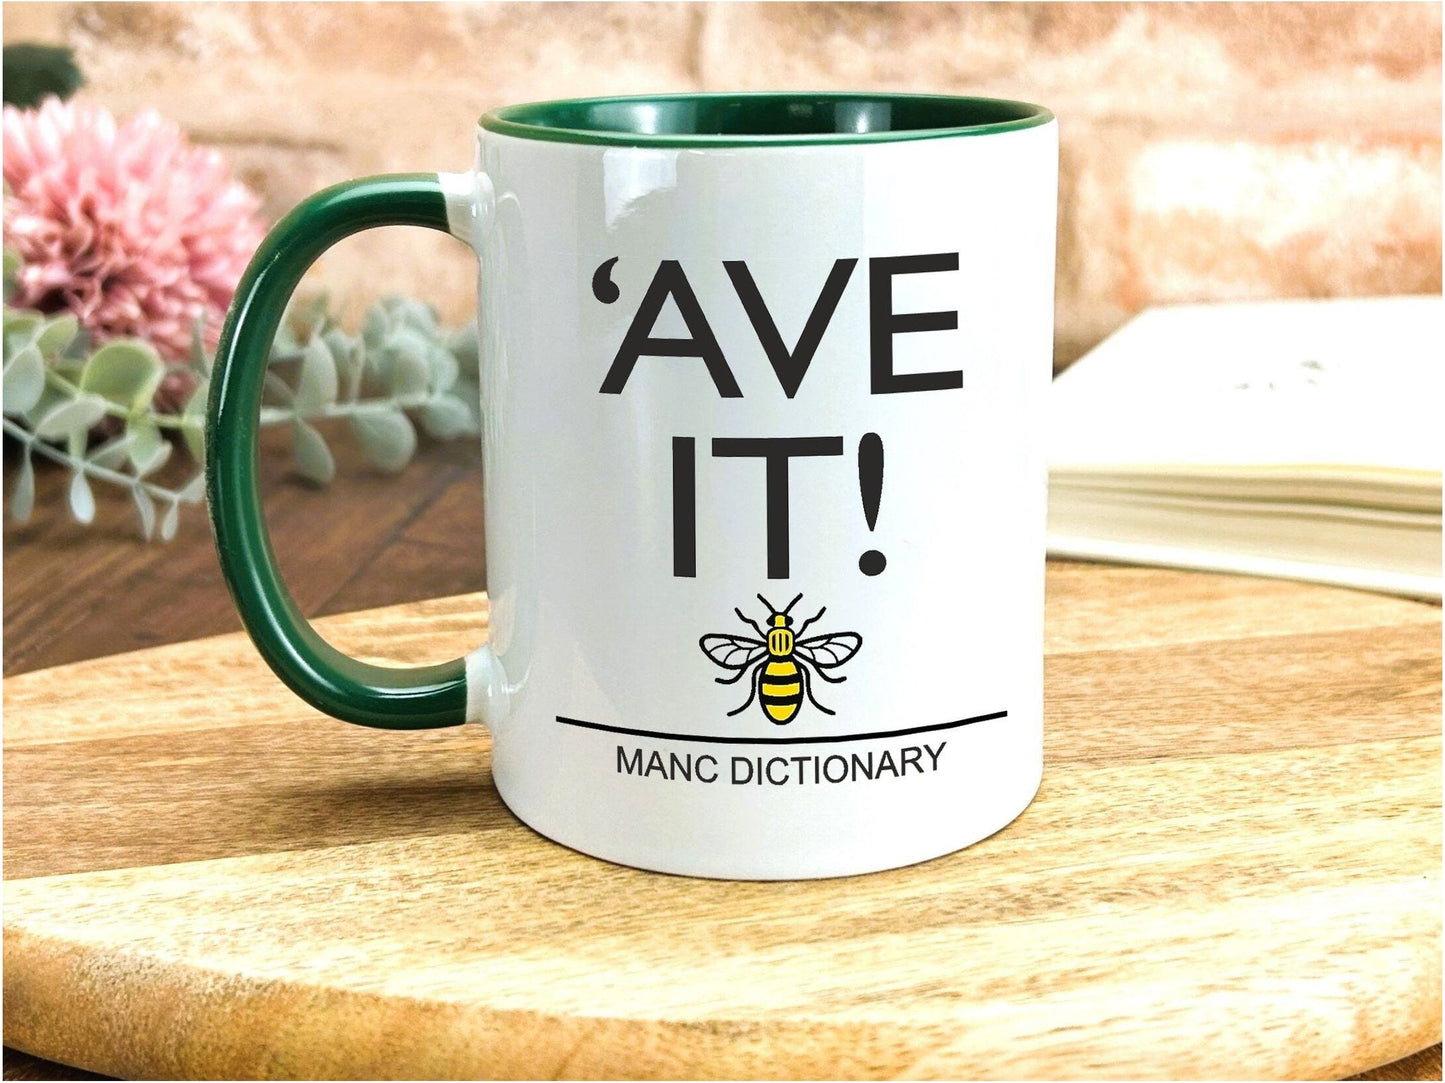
[5,1,1440,367]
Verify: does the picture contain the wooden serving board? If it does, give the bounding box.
[3,563,1440,1080]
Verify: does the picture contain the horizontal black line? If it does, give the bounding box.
[554,710,1008,746]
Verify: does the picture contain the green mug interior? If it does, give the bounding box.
[481,92,1052,147]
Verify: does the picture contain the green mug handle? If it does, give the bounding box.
[208,173,478,729]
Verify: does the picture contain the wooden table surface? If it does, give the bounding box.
[3,429,1440,1080]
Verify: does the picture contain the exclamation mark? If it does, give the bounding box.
[858,432,886,576]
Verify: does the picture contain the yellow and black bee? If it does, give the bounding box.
[699,594,862,724]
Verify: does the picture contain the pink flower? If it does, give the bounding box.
[3,98,264,362]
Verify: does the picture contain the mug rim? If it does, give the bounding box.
[479,91,1053,148]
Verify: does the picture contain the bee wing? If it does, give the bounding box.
[794,632,862,668]
[699,634,767,671]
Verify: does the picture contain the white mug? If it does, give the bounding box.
[208,92,1058,879]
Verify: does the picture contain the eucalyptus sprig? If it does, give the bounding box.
[3,310,204,539]
[2,249,480,540]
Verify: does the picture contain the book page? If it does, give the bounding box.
[1049,296,1444,476]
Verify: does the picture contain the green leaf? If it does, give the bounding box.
[11,451,34,523]
[324,329,362,400]
[453,379,482,427]
[291,421,334,484]
[360,304,389,350]
[294,336,338,414]
[380,328,430,393]
[128,417,171,476]
[159,498,180,542]
[301,291,331,334]
[322,328,353,364]
[49,355,85,387]
[390,349,430,397]
[68,470,95,524]
[177,472,206,503]
[80,340,164,413]
[19,384,63,429]
[144,441,173,476]
[428,347,459,394]
[4,310,43,353]
[37,314,79,358]
[270,317,304,363]
[2,44,84,109]
[34,393,108,439]
[3,343,46,415]
[396,298,439,336]
[190,316,211,376]
[88,433,133,470]
[132,486,156,540]
[182,380,209,464]
[419,396,476,440]
[449,324,480,378]
[350,407,416,472]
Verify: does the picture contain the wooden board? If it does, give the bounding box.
[3,563,1440,1080]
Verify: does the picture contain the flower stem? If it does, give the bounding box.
[45,367,447,432]
[258,391,449,426]
[44,369,189,429]
[2,417,201,503]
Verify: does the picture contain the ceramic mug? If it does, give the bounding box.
[208,92,1058,879]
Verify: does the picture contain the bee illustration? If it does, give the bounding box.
[699,594,862,724]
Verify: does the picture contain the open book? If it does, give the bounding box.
[1047,296,1442,600]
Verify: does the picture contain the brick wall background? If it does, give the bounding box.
[5,1,1440,366]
